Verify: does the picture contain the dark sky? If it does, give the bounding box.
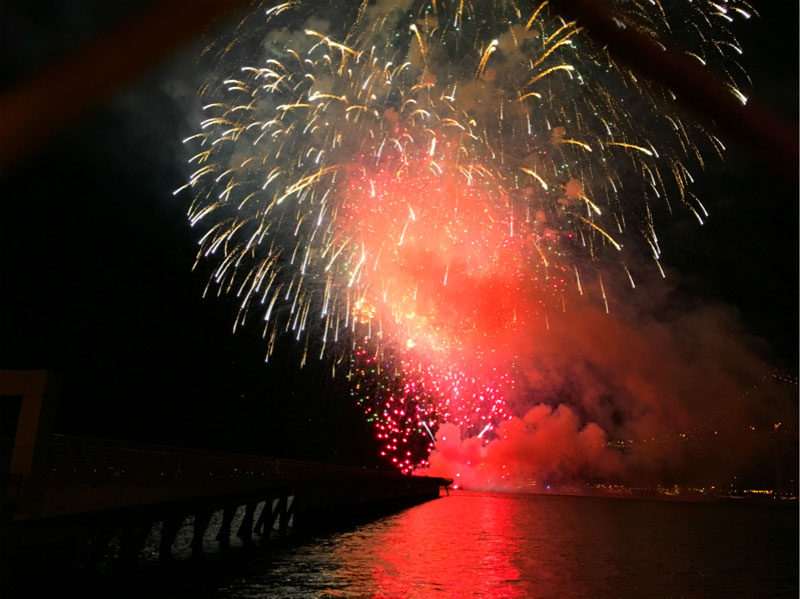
[0,1,797,467]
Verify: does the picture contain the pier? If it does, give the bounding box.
[1,371,450,578]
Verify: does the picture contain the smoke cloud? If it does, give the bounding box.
[423,274,795,490]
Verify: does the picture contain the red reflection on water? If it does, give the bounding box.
[335,492,532,598]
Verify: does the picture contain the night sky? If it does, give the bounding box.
[0,1,797,471]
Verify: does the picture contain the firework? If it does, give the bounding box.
[176,0,753,471]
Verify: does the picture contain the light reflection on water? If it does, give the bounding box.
[210,491,797,599]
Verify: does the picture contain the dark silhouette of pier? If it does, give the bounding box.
[1,371,450,580]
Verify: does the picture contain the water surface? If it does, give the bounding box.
[167,491,797,599]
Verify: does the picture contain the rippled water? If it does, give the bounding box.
[161,491,797,599]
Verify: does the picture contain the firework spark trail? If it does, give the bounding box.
[177,0,754,472]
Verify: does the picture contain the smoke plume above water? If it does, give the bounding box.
[424,276,795,490]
